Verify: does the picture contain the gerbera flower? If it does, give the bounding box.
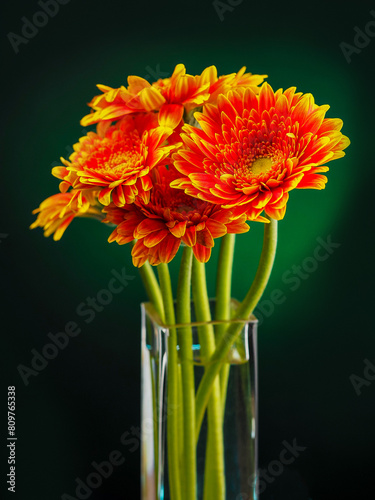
[30,189,103,241]
[171,83,350,220]
[56,115,177,207]
[80,77,165,127]
[205,65,266,105]
[80,64,266,130]
[102,166,249,266]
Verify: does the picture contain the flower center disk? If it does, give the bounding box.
[249,157,273,175]
[87,131,143,177]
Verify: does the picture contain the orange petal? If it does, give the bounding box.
[265,204,287,220]
[182,226,197,246]
[135,218,165,237]
[297,174,327,190]
[159,104,184,129]
[98,187,113,206]
[159,235,181,264]
[138,86,165,111]
[197,229,214,248]
[193,243,211,263]
[143,229,169,248]
[205,219,227,239]
[169,221,187,238]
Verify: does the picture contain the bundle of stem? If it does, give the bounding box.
[137,217,278,500]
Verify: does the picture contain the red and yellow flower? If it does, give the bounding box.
[81,64,266,130]
[32,66,350,259]
[103,166,250,266]
[55,114,177,207]
[205,66,266,105]
[171,83,350,220]
[30,189,103,241]
[80,78,165,127]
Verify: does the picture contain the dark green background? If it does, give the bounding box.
[2,0,374,498]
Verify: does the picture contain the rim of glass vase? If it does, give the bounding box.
[141,298,258,330]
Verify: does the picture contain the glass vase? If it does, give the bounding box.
[141,299,258,500]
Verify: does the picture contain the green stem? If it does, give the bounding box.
[157,264,181,500]
[131,239,164,321]
[195,218,278,438]
[215,234,236,327]
[157,263,175,325]
[176,247,196,500]
[192,259,225,500]
[215,234,236,411]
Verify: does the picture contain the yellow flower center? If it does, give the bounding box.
[249,157,273,175]
[106,149,141,176]
[85,131,145,178]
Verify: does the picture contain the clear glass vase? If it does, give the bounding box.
[141,299,258,500]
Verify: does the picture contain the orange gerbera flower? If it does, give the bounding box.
[81,64,266,130]
[56,115,177,207]
[30,189,103,241]
[205,66,266,105]
[171,83,350,220]
[80,78,165,127]
[102,166,249,266]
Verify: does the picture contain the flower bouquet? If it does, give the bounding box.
[31,64,349,500]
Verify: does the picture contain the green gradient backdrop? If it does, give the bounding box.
[2,1,375,499]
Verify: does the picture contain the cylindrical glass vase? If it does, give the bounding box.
[141,299,258,500]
